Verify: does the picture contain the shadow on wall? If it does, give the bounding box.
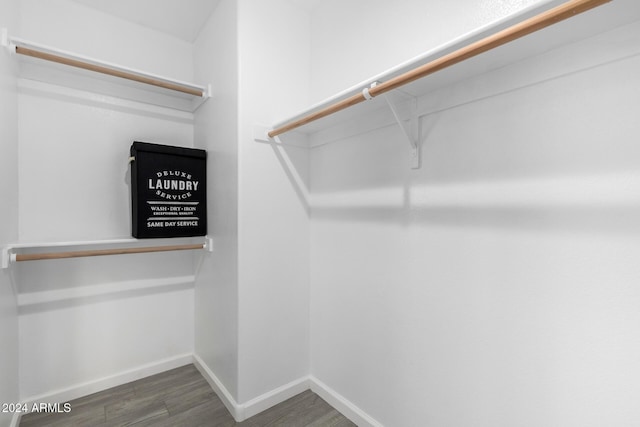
[269,135,311,215]
[269,81,640,237]
[17,281,193,315]
[310,204,640,236]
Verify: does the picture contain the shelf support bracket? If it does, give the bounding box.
[204,236,214,253]
[383,94,420,169]
[1,28,14,54]
[2,247,15,270]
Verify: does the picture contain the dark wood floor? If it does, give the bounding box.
[19,364,356,427]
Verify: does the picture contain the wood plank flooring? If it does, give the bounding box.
[19,364,356,427]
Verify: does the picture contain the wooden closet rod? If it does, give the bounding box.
[268,0,611,138]
[15,46,204,97]
[14,243,205,262]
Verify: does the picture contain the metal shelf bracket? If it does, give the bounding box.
[204,236,214,252]
[383,94,420,169]
[2,247,14,270]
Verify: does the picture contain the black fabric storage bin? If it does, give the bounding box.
[130,142,207,238]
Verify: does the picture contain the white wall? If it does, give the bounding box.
[0,0,20,424]
[11,0,311,415]
[193,0,240,402]
[19,0,193,82]
[11,2,640,426]
[309,0,549,103]
[19,280,195,399]
[236,0,310,405]
[192,0,311,412]
[15,0,197,401]
[308,1,640,426]
[17,90,194,242]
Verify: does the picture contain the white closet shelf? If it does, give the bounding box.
[2,32,211,112]
[256,0,638,143]
[1,236,213,269]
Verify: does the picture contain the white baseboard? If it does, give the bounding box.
[16,354,381,427]
[20,354,193,406]
[193,355,381,425]
[310,376,383,427]
[240,376,310,420]
[193,354,309,422]
[192,354,241,420]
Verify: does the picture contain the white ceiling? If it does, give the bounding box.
[71,0,321,43]
[70,0,222,42]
